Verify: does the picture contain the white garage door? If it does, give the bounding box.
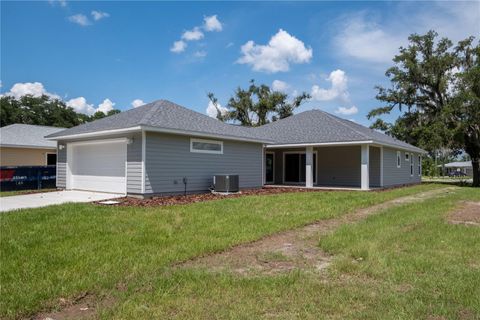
[70,141,127,194]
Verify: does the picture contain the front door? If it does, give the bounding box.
[284,153,316,184]
[265,153,274,184]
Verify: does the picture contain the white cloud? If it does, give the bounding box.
[97,98,115,114]
[335,16,402,64]
[170,40,187,53]
[336,106,359,116]
[237,29,313,73]
[272,80,289,93]
[131,99,145,108]
[182,27,204,41]
[2,82,60,100]
[194,50,207,58]
[171,15,223,54]
[68,14,91,26]
[66,97,96,114]
[311,69,349,102]
[206,100,228,118]
[335,3,480,65]
[2,82,117,115]
[66,97,115,115]
[203,15,222,32]
[91,10,110,21]
[49,0,67,7]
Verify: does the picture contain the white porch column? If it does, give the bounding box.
[262,145,266,186]
[380,146,384,188]
[306,146,314,188]
[361,145,370,190]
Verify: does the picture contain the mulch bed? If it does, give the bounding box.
[98,187,325,207]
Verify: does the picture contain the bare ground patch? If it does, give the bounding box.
[181,187,456,276]
[33,292,115,320]
[448,201,480,226]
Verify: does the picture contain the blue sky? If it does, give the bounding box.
[1,1,478,125]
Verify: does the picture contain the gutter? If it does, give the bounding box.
[0,143,57,150]
[46,125,274,144]
[266,140,427,154]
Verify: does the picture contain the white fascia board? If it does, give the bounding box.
[370,142,427,154]
[265,141,374,148]
[46,126,143,140]
[47,125,272,144]
[265,140,425,154]
[0,144,57,150]
[141,125,272,144]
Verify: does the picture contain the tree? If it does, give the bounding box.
[0,94,121,128]
[208,80,310,126]
[368,31,480,186]
[90,109,121,121]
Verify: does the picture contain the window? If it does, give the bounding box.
[190,138,223,154]
[46,153,57,166]
[397,151,401,168]
[405,153,410,161]
[418,155,422,176]
[410,153,414,176]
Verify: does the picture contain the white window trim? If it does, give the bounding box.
[418,155,422,176]
[190,138,223,154]
[405,153,410,161]
[397,151,401,168]
[282,151,318,185]
[265,151,275,184]
[410,153,414,176]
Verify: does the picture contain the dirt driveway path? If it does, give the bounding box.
[182,186,457,275]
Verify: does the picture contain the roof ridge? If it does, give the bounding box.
[139,102,161,125]
[319,110,371,141]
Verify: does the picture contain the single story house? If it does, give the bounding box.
[46,100,425,196]
[1,124,65,166]
[438,161,473,177]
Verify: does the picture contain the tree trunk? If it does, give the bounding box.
[472,158,480,187]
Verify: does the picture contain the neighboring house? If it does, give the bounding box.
[438,161,473,177]
[46,100,425,196]
[0,124,65,166]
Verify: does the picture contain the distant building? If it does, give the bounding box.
[0,124,65,166]
[438,161,473,177]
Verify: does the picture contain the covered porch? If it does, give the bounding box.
[263,143,383,190]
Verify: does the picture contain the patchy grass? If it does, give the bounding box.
[99,186,480,320]
[0,188,57,197]
[0,184,446,318]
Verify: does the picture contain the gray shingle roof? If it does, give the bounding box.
[442,161,472,168]
[255,109,425,152]
[0,124,65,149]
[46,100,271,142]
[46,100,424,152]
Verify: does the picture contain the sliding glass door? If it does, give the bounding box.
[284,152,316,184]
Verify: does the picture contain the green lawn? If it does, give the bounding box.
[0,183,475,319]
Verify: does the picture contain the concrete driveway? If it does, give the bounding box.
[0,190,123,212]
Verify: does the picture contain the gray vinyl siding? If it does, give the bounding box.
[317,146,361,187]
[56,144,67,188]
[144,132,263,195]
[54,133,143,193]
[126,132,143,194]
[369,146,381,187]
[383,147,421,187]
